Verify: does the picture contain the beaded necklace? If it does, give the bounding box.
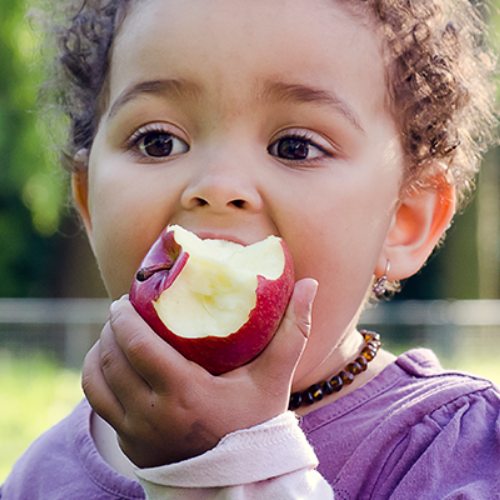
[289,330,381,411]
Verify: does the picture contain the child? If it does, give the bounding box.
[2,0,499,498]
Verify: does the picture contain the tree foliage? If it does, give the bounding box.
[0,0,66,296]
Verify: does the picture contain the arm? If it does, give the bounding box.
[134,412,334,499]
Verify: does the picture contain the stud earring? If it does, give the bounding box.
[373,261,390,296]
[73,148,89,171]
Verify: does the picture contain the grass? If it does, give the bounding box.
[0,352,83,485]
[0,349,499,485]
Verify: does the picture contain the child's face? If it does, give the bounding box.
[81,0,404,381]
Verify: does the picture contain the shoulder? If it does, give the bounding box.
[304,348,499,435]
[302,349,500,499]
[1,399,144,500]
[382,350,500,498]
[393,348,499,416]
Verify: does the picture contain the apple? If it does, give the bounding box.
[129,225,294,374]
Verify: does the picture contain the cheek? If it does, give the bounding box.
[280,173,398,307]
[87,163,172,298]
[91,212,147,298]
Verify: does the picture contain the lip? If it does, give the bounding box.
[193,231,250,246]
[167,224,274,247]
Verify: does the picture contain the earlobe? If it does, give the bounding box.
[378,175,456,281]
[71,149,94,249]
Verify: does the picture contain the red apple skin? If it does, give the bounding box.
[129,227,294,375]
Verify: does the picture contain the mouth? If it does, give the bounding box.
[195,232,249,246]
[135,227,264,283]
[167,223,277,247]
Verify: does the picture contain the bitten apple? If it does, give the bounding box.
[129,225,294,374]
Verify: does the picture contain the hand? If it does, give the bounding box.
[82,278,318,468]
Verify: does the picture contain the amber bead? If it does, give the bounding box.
[330,375,344,392]
[303,389,315,406]
[346,361,363,375]
[339,370,355,385]
[289,392,302,410]
[356,355,368,371]
[363,331,380,342]
[321,380,335,395]
[361,346,377,361]
[308,384,324,402]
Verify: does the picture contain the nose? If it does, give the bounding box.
[180,153,263,213]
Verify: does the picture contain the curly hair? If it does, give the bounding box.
[49,0,497,204]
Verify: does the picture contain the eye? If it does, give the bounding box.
[268,131,333,162]
[128,124,190,159]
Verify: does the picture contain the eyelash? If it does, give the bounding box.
[126,123,190,160]
[125,124,334,164]
[267,131,334,164]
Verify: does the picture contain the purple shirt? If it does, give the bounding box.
[303,349,500,499]
[2,349,499,499]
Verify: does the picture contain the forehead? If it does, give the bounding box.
[109,0,387,124]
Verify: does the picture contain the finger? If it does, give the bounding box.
[99,318,153,405]
[109,299,204,391]
[250,278,319,389]
[82,339,126,428]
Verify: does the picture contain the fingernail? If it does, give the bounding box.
[306,279,319,305]
[110,294,129,313]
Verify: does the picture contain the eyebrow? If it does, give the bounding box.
[107,78,364,133]
[107,79,201,120]
[261,81,364,133]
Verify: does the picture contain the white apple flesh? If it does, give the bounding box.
[130,225,294,374]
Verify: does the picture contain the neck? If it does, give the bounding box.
[292,326,365,392]
[293,346,396,417]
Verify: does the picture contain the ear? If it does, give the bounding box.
[376,175,456,281]
[71,149,95,250]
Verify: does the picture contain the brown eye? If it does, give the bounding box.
[274,138,310,160]
[137,131,189,158]
[268,134,330,162]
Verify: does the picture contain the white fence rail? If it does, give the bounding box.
[0,299,499,368]
[362,300,500,326]
[0,299,110,368]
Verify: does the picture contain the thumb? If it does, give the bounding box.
[251,278,319,388]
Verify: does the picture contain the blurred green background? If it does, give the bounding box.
[0,0,106,299]
[1,0,500,486]
[1,0,500,302]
